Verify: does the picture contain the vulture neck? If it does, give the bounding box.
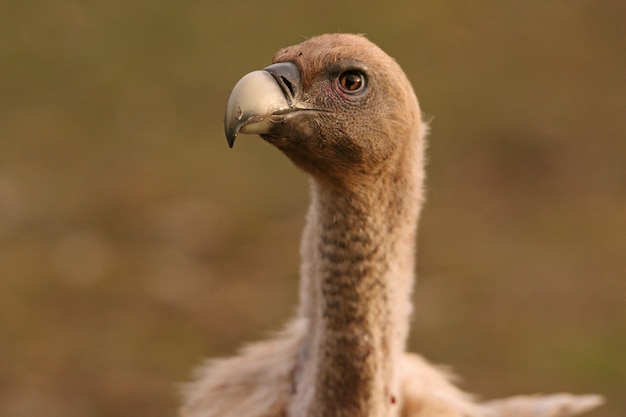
[293,152,422,417]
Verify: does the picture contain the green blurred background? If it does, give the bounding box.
[1,1,624,416]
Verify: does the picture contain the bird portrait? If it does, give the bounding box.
[179,34,603,417]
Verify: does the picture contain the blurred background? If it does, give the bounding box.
[1,1,624,416]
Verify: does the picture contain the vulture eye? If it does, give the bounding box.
[338,70,366,94]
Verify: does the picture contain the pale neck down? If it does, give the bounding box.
[292,159,423,417]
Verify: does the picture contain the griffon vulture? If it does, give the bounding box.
[180,33,603,417]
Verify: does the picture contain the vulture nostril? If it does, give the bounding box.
[281,76,295,98]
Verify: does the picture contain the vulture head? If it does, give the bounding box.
[225,33,424,188]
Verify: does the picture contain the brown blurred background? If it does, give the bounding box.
[1,1,624,416]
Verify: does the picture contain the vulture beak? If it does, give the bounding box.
[224,62,301,148]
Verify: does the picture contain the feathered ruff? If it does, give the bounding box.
[180,320,602,417]
[480,393,604,417]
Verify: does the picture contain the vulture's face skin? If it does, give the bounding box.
[225,34,421,187]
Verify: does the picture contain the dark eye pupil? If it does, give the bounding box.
[340,71,364,92]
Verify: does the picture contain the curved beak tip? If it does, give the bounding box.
[227,135,236,148]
